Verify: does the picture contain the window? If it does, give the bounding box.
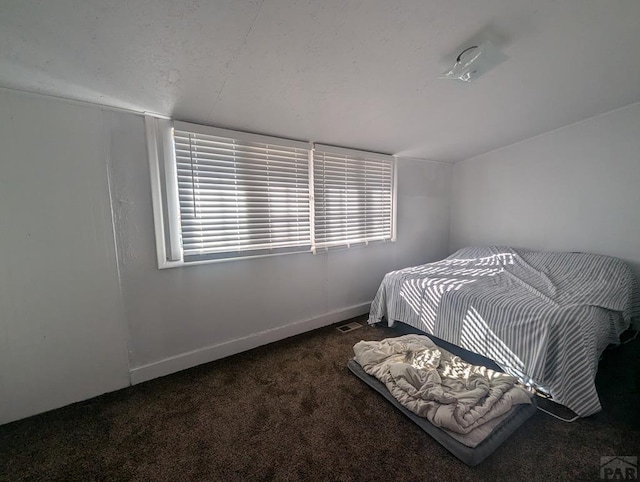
[173,123,311,261]
[313,144,395,250]
[146,117,396,268]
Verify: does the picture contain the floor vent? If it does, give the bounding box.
[337,321,363,333]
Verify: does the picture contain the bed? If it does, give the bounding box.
[368,246,640,417]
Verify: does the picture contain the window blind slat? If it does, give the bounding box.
[177,171,308,184]
[180,215,309,224]
[177,156,309,171]
[183,236,311,251]
[175,150,308,166]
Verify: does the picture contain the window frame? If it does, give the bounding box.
[147,116,397,269]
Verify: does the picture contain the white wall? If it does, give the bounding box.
[0,88,453,423]
[0,90,130,424]
[450,102,640,278]
[105,110,453,381]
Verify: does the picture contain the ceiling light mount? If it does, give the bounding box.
[439,41,507,83]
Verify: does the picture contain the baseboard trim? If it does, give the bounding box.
[129,302,371,385]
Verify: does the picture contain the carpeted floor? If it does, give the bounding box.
[1,316,639,481]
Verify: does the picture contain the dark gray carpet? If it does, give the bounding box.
[1,316,639,481]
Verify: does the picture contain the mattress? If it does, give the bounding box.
[348,358,538,466]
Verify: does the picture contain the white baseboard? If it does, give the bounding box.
[129,302,371,385]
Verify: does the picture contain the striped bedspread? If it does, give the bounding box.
[368,246,640,417]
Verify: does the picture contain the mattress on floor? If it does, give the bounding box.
[348,358,537,466]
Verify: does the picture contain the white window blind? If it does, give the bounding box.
[313,144,395,249]
[173,123,311,261]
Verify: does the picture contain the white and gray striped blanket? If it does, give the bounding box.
[368,246,640,417]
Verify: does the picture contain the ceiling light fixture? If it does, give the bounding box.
[439,41,507,83]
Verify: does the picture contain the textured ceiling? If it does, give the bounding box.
[1,0,639,162]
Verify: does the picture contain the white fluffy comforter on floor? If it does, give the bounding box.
[354,335,532,435]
